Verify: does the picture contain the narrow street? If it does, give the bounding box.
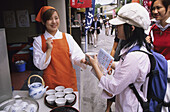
[80,26,116,112]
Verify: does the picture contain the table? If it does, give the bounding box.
[13,90,79,111]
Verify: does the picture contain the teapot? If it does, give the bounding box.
[28,75,48,100]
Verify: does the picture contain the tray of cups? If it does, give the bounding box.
[44,86,77,109]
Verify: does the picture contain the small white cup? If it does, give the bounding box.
[46,89,56,96]
[65,94,75,103]
[55,86,65,92]
[55,92,65,98]
[46,95,57,105]
[55,98,66,107]
[64,88,73,94]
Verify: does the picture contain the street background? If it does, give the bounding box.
[80,26,116,112]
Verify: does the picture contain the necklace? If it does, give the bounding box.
[160,31,162,35]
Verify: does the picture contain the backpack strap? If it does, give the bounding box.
[149,24,156,36]
[128,46,151,112]
[149,24,156,44]
[128,45,158,111]
[168,78,170,83]
[128,46,170,111]
[129,83,150,112]
[128,46,156,71]
[162,101,170,107]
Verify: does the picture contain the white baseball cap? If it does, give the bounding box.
[166,17,170,23]
[109,3,151,30]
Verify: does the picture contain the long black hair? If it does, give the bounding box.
[120,23,151,52]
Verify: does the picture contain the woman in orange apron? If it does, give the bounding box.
[33,6,86,91]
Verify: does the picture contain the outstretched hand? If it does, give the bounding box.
[108,68,112,75]
[86,54,98,67]
[80,57,91,65]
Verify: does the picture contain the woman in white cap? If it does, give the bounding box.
[86,3,151,112]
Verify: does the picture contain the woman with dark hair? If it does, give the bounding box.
[33,6,86,90]
[86,3,151,112]
[147,0,170,60]
[149,0,170,111]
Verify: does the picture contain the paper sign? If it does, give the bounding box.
[91,48,114,76]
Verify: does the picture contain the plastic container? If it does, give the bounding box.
[15,60,26,72]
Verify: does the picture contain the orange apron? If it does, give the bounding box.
[41,33,77,91]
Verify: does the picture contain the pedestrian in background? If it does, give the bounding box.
[91,16,101,48]
[110,25,115,36]
[71,15,75,25]
[100,16,104,30]
[105,17,110,36]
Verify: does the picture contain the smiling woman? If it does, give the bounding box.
[151,0,170,27]
[33,6,86,90]
[149,1,170,111]
[149,0,170,60]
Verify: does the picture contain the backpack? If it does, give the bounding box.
[128,45,170,112]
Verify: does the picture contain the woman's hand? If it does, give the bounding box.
[86,54,104,80]
[86,54,98,67]
[145,35,151,43]
[46,37,53,49]
[45,37,53,63]
[80,58,87,64]
[108,68,112,75]
[111,62,115,69]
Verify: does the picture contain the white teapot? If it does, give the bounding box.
[28,75,48,100]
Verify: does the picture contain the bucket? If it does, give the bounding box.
[15,62,26,72]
